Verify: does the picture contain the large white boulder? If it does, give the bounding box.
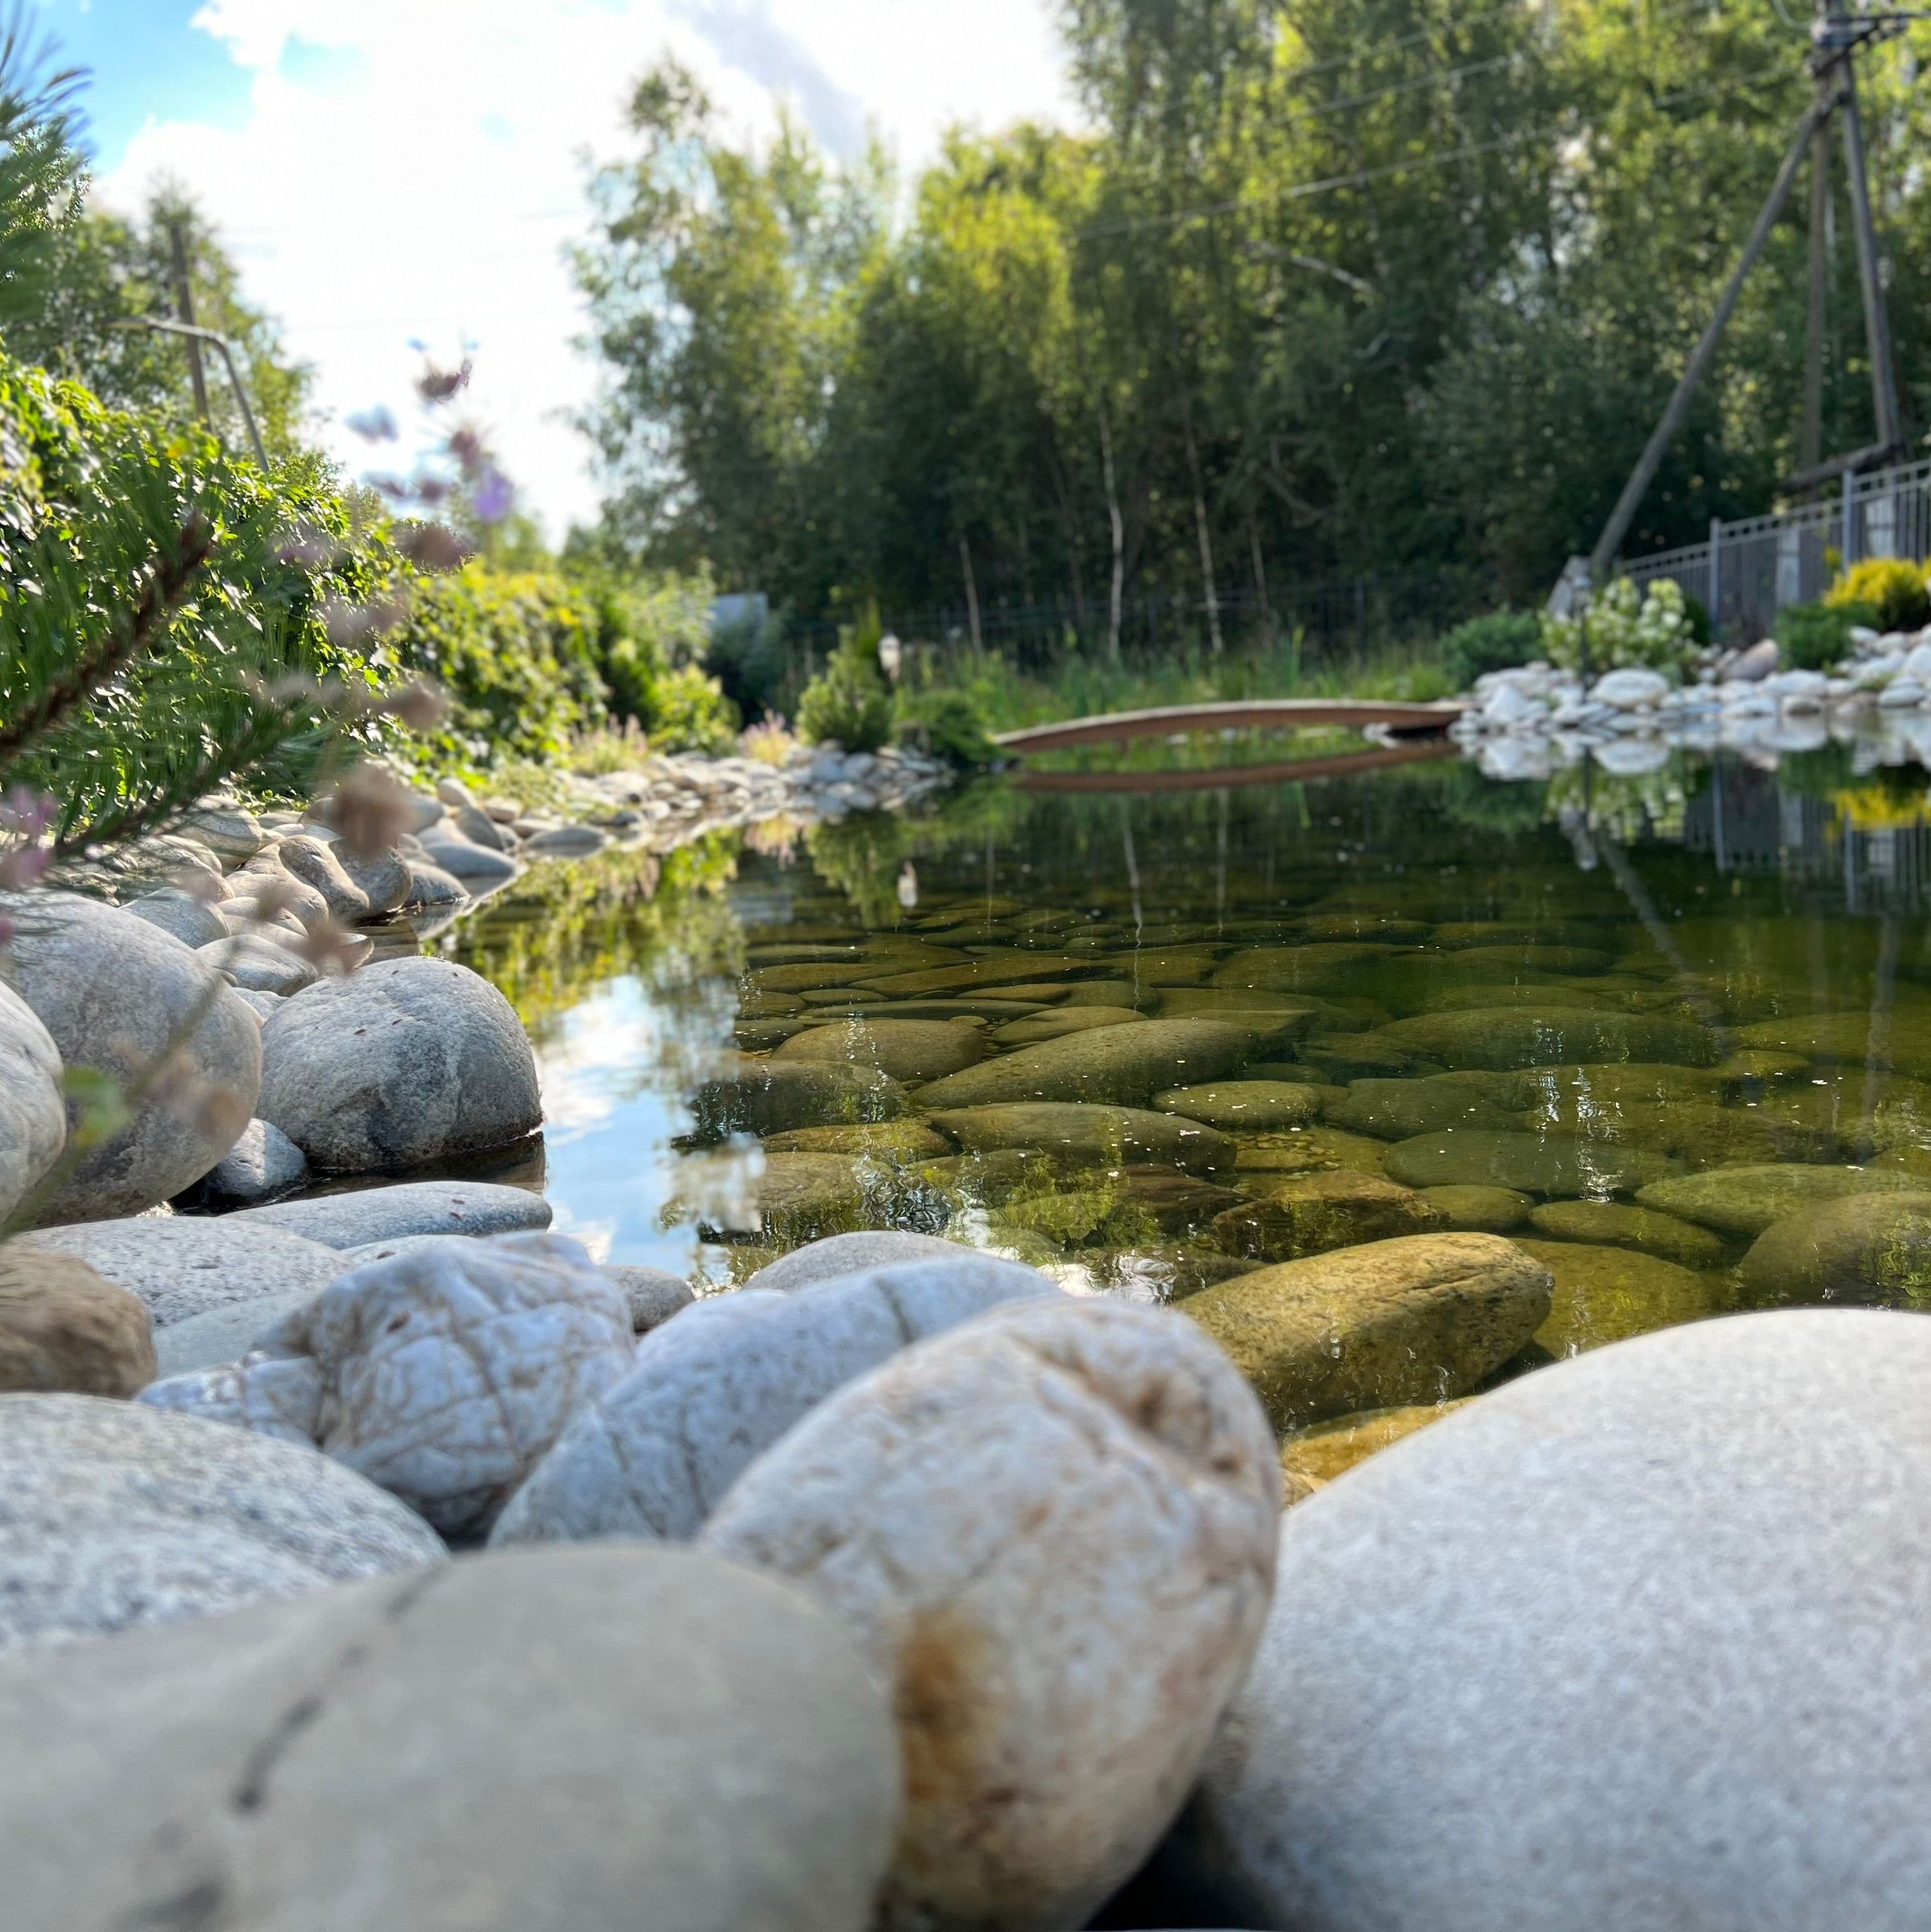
[0,1393,445,1655]
[0,1545,900,1932]
[258,956,541,1172]
[0,893,261,1222]
[491,1252,1058,1547]
[704,1296,1280,1932]
[1164,1310,1931,1931]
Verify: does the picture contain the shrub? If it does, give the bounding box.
[1542,577,1696,678]
[1774,599,1878,672]
[645,663,737,755]
[1438,610,1542,691]
[896,690,999,767]
[705,613,789,720]
[797,630,893,752]
[1827,558,1930,634]
[0,351,410,850]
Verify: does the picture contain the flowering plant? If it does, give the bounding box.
[1541,578,1696,678]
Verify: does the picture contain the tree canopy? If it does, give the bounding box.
[574,0,1931,638]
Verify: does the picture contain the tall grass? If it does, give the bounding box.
[896,631,1454,735]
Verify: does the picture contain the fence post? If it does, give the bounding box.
[1842,468,1858,571]
[1708,516,1722,643]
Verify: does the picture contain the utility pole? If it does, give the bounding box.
[1567,0,1919,597]
[167,216,212,426]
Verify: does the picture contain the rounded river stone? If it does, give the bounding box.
[1181,1233,1552,1430]
[1738,1191,1931,1306]
[914,1018,1265,1110]
[773,1016,985,1085]
[1212,1172,1445,1262]
[688,1057,905,1142]
[1,893,261,1222]
[1164,1310,1931,1932]
[1153,1080,1324,1131]
[1513,1237,1728,1358]
[1527,1198,1728,1268]
[0,979,63,1225]
[1417,1183,1532,1231]
[704,1296,1279,1932]
[0,1393,445,1655]
[493,1253,1057,1547]
[1369,1007,1720,1071]
[0,1248,154,1397]
[0,1544,900,1932]
[1636,1162,1921,1238]
[1385,1128,1678,1197]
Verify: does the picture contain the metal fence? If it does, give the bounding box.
[1623,456,1931,643]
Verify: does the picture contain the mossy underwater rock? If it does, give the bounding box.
[773,1017,985,1085]
[688,1058,905,1143]
[915,1019,1263,1110]
[1739,1192,1931,1307]
[1181,1233,1552,1430]
[1368,1006,1721,1071]
[1212,1172,1447,1262]
[1635,1162,1922,1238]
[1153,1080,1325,1131]
[1323,1071,1529,1142]
[1417,1184,1533,1232]
[989,1007,1148,1046]
[1211,944,1405,995]
[760,1122,953,1160]
[1512,1237,1728,1358]
[1527,1198,1728,1268]
[928,1102,1235,1176]
[1281,1399,1472,1492]
[1385,1128,1679,1197]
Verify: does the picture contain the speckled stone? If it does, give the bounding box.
[0,1393,444,1655]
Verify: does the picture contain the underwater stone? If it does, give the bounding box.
[1384,1128,1679,1197]
[1181,1233,1551,1430]
[1514,1237,1728,1357]
[688,1058,905,1142]
[1369,1006,1721,1071]
[1527,1198,1728,1269]
[1214,1172,1447,1262]
[1153,1080,1325,1131]
[1414,1184,1534,1231]
[928,1101,1235,1175]
[1635,1162,1921,1238]
[1738,1192,1931,1305]
[773,1016,986,1085]
[916,1019,1265,1109]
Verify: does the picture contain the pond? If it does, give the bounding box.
[442,739,1931,1414]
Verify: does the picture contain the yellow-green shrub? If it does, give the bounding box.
[1827,558,1930,634]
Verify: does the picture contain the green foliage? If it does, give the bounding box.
[705,613,789,721]
[0,351,400,847]
[1775,599,1875,672]
[895,689,999,768]
[796,628,893,751]
[1439,611,1542,691]
[1542,578,1697,679]
[575,1,1931,625]
[0,12,84,337]
[1828,558,1931,635]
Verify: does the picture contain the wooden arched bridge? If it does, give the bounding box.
[991,697,1467,792]
[992,697,1466,756]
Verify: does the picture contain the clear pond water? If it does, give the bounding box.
[438,741,1931,1407]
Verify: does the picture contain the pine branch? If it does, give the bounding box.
[0,508,214,762]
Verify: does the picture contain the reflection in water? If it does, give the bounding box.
[441,746,1931,1392]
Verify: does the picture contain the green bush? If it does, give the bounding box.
[1542,577,1697,678]
[1774,599,1878,672]
[1827,558,1930,634]
[705,613,789,721]
[0,351,404,848]
[1438,610,1542,691]
[797,629,893,752]
[895,689,999,767]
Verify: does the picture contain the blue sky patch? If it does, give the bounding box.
[31,1,254,170]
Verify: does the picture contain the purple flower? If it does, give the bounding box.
[472,469,514,525]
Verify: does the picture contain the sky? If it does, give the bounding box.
[33,0,1079,537]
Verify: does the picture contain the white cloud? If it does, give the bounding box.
[96,0,1077,539]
